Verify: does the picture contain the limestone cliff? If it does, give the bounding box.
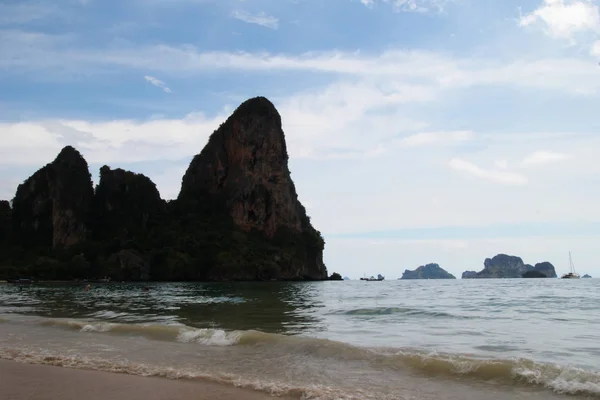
[178,96,327,280]
[400,263,456,279]
[462,254,557,278]
[11,146,94,249]
[0,200,11,250]
[93,166,165,241]
[532,262,557,278]
[3,97,328,282]
[462,271,477,279]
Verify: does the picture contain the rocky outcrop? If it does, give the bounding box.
[462,271,477,279]
[401,263,456,279]
[329,272,343,281]
[107,249,149,281]
[522,270,547,278]
[93,166,165,241]
[11,146,94,249]
[462,254,557,278]
[178,96,327,281]
[532,262,557,278]
[0,200,11,246]
[3,96,328,282]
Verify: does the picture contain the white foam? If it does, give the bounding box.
[176,328,241,346]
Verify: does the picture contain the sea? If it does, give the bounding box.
[1,279,599,400]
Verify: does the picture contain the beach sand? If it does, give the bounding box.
[0,360,293,400]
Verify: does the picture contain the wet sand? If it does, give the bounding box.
[0,360,293,400]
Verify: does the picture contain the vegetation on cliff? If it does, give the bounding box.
[0,97,327,282]
[400,263,456,279]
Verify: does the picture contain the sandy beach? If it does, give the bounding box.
[0,360,293,400]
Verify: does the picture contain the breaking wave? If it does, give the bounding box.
[0,317,596,398]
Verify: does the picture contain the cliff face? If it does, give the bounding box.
[533,262,557,278]
[11,146,94,249]
[0,200,11,250]
[178,96,327,280]
[401,263,456,279]
[93,166,165,241]
[462,271,477,279]
[3,96,327,282]
[462,254,557,278]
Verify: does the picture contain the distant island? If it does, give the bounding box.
[0,97,332,282]
[582,274,592,278]
[461,254,557,278]
[400,263,456,279]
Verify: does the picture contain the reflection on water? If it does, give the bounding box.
[0,282,328,334]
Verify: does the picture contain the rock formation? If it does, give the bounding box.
[93,166,165,241]
[177,96,327,281]
[11,146,94,249]
[400,263,456,279]
[582,274,592,278]
[532,262,557,278]
[461,271,477,279]
[329,272,343,281]
[461,254,557,278]
[2,96,327,282]
[0,200,11,250]
[522,270,547,278]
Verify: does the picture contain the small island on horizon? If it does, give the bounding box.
[400,263,456,279]
[462,254,557,279]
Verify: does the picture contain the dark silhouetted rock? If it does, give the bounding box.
[462,254,557,279]
[11,146,94,249]
[522,270,547,278]
[532,262,557,278]
[329,272,343,280]
[177,96,327,281]
[93,166,165,241]
[107,249,149,281]
[2,97,328,282]
[462,270,477,279]
[401,263,456,279]
[0,200,11,249]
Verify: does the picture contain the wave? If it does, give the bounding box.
[4,317,600,398]
[335,306,471,319]
[0,347,355,400]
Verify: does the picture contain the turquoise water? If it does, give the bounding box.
[1,279,599,399]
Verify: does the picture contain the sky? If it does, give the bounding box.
[1,0,600,279]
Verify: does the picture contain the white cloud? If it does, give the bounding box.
[144,75,172,93]
[231,10,279,29]
[521,150,570,166]
[592,39,600,56]
[495,160,508,169]
[519,0,600,40]
[448,158,529,185]
[3,30,600,95]
[395,130,473,148]
[359,0,454,13]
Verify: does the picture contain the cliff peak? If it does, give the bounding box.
[177,96,326,280]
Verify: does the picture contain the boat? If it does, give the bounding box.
[360,274,385,281]
[561,251,580,279]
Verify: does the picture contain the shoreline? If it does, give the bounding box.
[0,359,295,400]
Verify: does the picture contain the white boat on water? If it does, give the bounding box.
[561,251,580,279]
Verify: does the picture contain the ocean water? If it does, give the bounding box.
[1,279,599,400]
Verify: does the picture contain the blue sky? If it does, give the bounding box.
[2,0,600,278]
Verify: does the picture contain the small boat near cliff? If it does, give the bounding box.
[561,252,580,279]
[360,274,385,281]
